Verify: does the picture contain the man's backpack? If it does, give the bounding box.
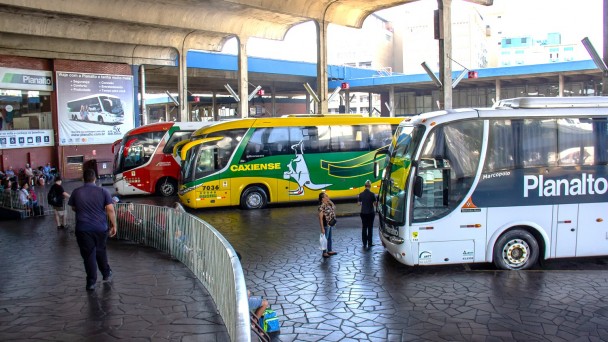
[47,188,59,207]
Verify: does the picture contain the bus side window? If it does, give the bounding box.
[355,125,370,151]
[296,126,317,153]
[484,120,515,172]
[317,126,331,152]
[370,124,392,150]
[413,120,482,223]
[267,127,289,155]
[594,118,608,164]
[242,128,267,162]
[558,118,594,166]
[521,119,557,168]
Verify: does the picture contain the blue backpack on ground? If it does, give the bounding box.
[259,309,280,333]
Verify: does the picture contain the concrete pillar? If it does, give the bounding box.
[237,36,249,118]
[438,0,453,109]
[270,83,276,116]
[558,74,565,97]
[316,20,329,114]
[495,79,501,103]
[178,47,189,122]
[305,93,311,114]
[368,92,373,116]
[389,86,395,117]
[131,65,141,127]
[139,65,146,126]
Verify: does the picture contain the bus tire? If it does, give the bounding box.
[157,178,177,197]
[98,116,104,124]
[240,186,267,210]
[493,229,539,270]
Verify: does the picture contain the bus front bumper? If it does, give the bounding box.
[380,230,415,266]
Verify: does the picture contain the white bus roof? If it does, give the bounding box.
[494,96,608,109]
[399,97,608,128]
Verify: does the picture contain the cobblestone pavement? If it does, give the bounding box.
[0,182,229,342]
[195,203,608,342]
[4,181,608,341]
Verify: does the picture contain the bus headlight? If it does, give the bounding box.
[382,231,404,244]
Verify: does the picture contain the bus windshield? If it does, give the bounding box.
[100,96,123,114]
[115,131,165,173]
[378,125,424,225]
[182,129,246,183]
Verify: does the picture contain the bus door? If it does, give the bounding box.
[576,203,608,257]
[410,120,485,265]
[411,158,486,265]
[553,204,578,258]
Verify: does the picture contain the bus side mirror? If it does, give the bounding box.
[373,161,380,178]
[414,176,424,198]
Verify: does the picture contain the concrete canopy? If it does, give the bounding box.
[0,0,492,64]
[0,0,494,116]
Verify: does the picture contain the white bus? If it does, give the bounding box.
[376,97,608,270]
[66,94,124,125]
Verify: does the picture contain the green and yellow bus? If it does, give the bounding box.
[178,116,404,209]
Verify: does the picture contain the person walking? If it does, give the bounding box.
[68,168,116,291]
[358,180,377,250]
[318,192,338,258]
[48,176,70,229]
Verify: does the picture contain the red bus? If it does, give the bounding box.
[112,121,213,196]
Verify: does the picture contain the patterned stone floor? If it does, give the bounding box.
[196,203,608,342]
[4,181,608,341]
[0,199,229,341]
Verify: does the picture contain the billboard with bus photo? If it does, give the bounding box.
[56,71,135,146]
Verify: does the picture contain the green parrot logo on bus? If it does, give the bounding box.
[283,140,331,195]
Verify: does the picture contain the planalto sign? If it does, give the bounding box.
[524,174,608,198]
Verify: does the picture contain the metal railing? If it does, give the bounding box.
[111,203,251,341]
[1,198,251,341]
[0,187,54,217]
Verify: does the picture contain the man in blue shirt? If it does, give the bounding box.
[68,169,117,291]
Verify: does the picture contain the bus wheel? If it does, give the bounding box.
[493,229,539,270]
[240,186,267,210]
[98,116,104,124]
[157,178,177,197]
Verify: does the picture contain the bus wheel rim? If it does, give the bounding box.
[161,183,174,195]
[247,193,261,208]
[503,238,529,267]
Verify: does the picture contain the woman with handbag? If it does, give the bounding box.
[318,192,338,258]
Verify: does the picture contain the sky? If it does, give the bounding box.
[220,0,604,63]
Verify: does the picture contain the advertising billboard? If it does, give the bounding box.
[56,71,134,146]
